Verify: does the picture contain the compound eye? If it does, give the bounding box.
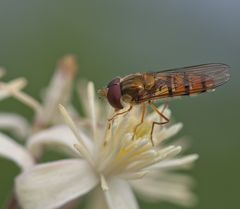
[107,78,123,109]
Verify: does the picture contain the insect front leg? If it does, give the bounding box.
[107,105,133,129]
[149,101,170,146]
[132,103,146,140]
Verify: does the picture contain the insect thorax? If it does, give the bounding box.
[120,73,156,104]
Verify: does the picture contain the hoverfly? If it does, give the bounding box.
[98,63,230,145]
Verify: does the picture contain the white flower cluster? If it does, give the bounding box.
[0,56,198,209]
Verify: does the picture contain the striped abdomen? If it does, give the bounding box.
[166,73,215,97]
[134,63,229,103]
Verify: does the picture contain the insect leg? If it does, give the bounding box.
[132,103,146,140]
[149,102,170,146]
[159,101,168,122]
[107,105,133,129]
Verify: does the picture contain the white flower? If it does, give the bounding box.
[0,55,78,130]
[0,56,80,171]
[0,112,30,139]
[0,56,79,208]
[15,81,198,209]
[0,132,34,170]
[35,55,78,127]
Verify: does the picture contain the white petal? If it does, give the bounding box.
[0,113,30,138]
[0,90,12,100]
[15,159,99,209]
[27,125,81,159]
[131,177,197,207]
[0,133,34,170]
[144,171,195,186]
[104,178,139,209]
[36,55,77,126]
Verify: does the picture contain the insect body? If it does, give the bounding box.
[99,63,230,145]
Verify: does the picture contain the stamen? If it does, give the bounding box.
[153,154,199,169]
[101,118,130,163]
[124,137,149,151]
[0,77,27,99]
[87,82,97,142]
[156,123,183,145]
[120,171,149,180]
[129,150,157,162]
[106,139,153,175]
[0,79,42,112]
[8,77,27,89]
[10,90,42,112]
[158,146,182,159]
[73,144,95,167]
[59,104,95,167]
[126,146,182,172]
[157,146,180,157]
[120,133,132,147]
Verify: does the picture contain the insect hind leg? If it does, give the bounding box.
[149,101,170,146]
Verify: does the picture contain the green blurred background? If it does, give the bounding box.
[0,1,239,209]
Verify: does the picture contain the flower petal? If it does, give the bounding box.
[104,178,139,209]
[0,113,30,139]
[35,55,77,126]
[27,125,81,159]
[0,133,34,170]
[131,176,197,207]
[15,159,99,209]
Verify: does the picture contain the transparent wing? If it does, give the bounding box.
[156,63,230,89]
[136,63,230,102]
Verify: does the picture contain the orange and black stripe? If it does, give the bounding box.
[167,76,173,96]
[184,72,190,95]
[167,73,215,97]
